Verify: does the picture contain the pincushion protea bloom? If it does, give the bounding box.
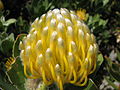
[19,8,98,90]
[76,9,87,21]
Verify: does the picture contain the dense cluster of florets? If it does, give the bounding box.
[19,8,98,90]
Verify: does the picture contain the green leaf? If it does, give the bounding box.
[8,57,26,90]
[93,14,100,23]
[0,21,4,31]
[109,63,120,82]
[3,19,16,26]
[105,57,120,82]
[99,19,108,26]
[89,54,104,79]
[0,77,17,90]
[0,16,5,23]
[0,33,14,56]
[83,79,98,90]
[103,0,109,6]
[96,54,104,73]
[105,77,118,89]
[0,63,17,90]
[0,32,8,40]
[116,49,120,62]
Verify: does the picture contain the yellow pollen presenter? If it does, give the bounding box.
[19,8,98,90]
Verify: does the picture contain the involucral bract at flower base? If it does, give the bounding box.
[19,8,98,90]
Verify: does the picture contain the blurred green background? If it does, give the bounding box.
[0,0,120,90]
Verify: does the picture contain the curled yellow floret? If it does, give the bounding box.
[5,57,15,71]
[19,8,98,90]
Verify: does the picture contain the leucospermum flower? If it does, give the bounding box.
[76,9,87,21]
[19,8,98,90]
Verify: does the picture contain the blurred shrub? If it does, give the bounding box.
[0,13,16,57]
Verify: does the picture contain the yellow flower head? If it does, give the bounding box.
[19,8,98,90]
[76,9,87,21]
